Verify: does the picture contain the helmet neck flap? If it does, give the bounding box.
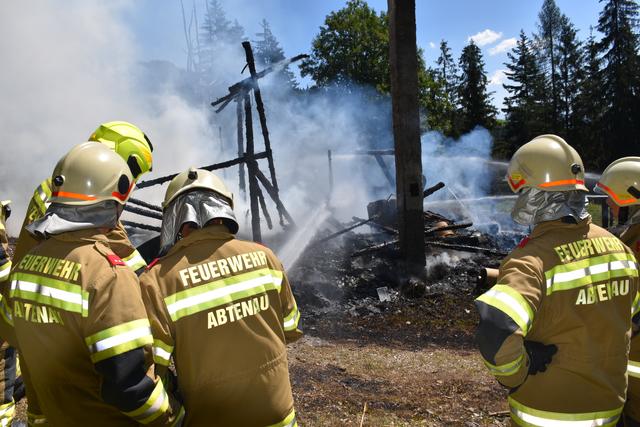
[26,200,122,239]
[159,190,238,256]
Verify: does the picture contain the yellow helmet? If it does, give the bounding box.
[89,121,153,180]
[163,168,233,209]
[507,134,587,193]
[49,142,134,206]
[595,157,640,206]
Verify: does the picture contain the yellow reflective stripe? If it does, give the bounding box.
[152,339,173,366]
[544,252,635,278]
[85,319,153,363]
[283,305,300,331]
[508,396,621,426]
[0,297,13,327]
[32,193,46,214]
[272,270,284,292]
[165,268,284,322]
[33,180,51,214]
[40,178,51,194]
[483,353,524,377]
[544,253,638,295]
[10,273,89,317]
[123,379,169,424]
[0,401,14,425]
[476,285,534,335]
[171,406,185,427]
[0,261,11,281]
[266,409,296,427]
[633,292,640,317]
[27,411,47,426]
[122,250,147,272]
[629,360,640,379]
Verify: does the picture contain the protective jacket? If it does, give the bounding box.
[475,218,640,426]
[0,219,14,339]
[0,216,10,284]
[6,228,184,426]
[140,225,302,427]
[618,223,640,423]
[0,213,15,425]
[12,178,147,274]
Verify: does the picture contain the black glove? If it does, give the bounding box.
[12,375,25,402]
[164,368,183,404]
[524,341,557,375]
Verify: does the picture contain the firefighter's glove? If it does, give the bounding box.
[164,369,183,404]
[12,375,25,403]
[524,341,557,375]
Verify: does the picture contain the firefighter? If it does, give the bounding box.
[12,120,152,273]
[9,120,154,425]
[5,142,184,425]
[475,135,640,426]
[0,200,16,426]
[140,168,302,426]
[595,157,640,427]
